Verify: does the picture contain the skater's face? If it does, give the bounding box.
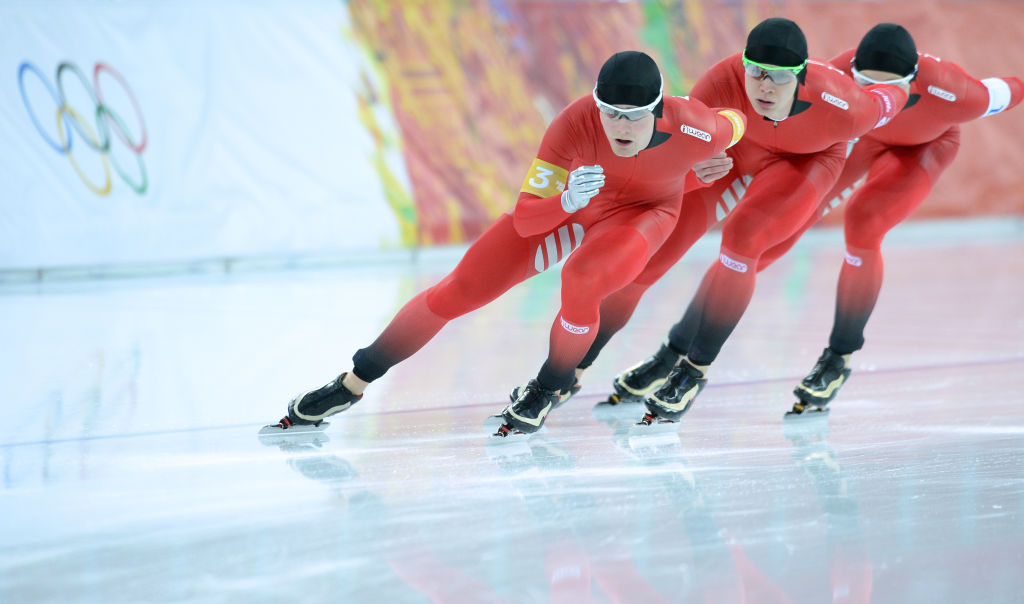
[597,105,655,157]
[744,60,799,122]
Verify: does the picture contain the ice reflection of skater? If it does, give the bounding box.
[261,435,514,603]
[487,435,678,602]
[488,425,772,602]
[783,420,873,603]
[485,438,595,602]
[602,415,863,603]
[606,423,762,603]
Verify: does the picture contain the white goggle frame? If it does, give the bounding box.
[592,74,663,120]
[850,60,918,87]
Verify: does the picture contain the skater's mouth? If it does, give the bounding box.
[614,138,633,145]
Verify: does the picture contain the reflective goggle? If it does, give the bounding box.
[741,51,806,84]
[849,59,918,87]
[592,74,663,121]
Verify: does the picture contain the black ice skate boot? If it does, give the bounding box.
[789,348,851,416]
[495,379,560,437]
[484,379,580,433]
[277,373,363,429]
[603,343,683,406]
[639,359,707,425]
[510,378,581,409]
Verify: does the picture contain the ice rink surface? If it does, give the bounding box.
[2,219,1023,603]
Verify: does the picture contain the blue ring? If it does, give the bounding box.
[17,61,73,155]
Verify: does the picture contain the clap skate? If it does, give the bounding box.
[596,343,682,411]
[512,378,581,405]
[634,359,707,430]
[258,422,332,444]
[260,372,362,435]
[784,401,831,419]
[489,379,560,440]
[482,378,579,433]
[785,348,850,419]
[259,420,332,437]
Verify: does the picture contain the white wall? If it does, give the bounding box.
[0,0,401,271]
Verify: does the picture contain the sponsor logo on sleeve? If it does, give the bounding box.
[680,124,711,142]
[821,92,849,110]
[927,86,957,102]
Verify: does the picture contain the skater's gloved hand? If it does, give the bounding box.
[561,165,604,213]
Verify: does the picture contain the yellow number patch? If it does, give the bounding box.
[520,158,569,198]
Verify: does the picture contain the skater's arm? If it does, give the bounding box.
[858,83,908,131]
[685,108,745,191]
[953,67,1024,120]
[512,160,573,237]
[512,102,593,236]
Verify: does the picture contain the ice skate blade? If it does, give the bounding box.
[483,414,547,437]
[630,417,678,433]
[592,397,642,421]
[783,404,830,420]
[482,413,505,433]
[258,421,330,444]
[489,421,536,440]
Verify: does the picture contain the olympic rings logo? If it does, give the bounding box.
[17,61,148,195]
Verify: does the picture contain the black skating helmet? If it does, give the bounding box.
[595,50,664,118]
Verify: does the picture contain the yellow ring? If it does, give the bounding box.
[57,105,111,196]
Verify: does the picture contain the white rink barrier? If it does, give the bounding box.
[0,0,400,273]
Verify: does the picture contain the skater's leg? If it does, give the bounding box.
[352,215,535,382]
[665,268,714,354]
[685,165,828,366]
[583,189,729,407]
[603,271,711,407]
[829,131,959,354]
[501,207,683,434]
[281,216,537,428]
[579,186,719,370]
[537,224,656,390]
[683,152,844,366]
[757,138,883,273]
[792,129,959,413]
[647,156,842,423]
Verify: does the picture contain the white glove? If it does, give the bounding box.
[560,165,604,213]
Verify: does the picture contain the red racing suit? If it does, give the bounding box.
[760,50,1023,353]
[580,53,907,368]
[351,94,745,391]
